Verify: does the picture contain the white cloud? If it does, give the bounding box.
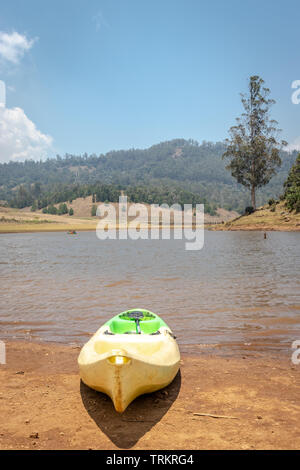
[92,11,109,31]
[0,80,5,106]
[0,105,53,162]
[286,137,300,153]
[0,31,36,64]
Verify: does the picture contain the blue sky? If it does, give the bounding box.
[0,0,300,161]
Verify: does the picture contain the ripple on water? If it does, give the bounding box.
[0,231,299,353]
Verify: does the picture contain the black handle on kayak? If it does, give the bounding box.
[135,318,141,334]
[126,311,143,334]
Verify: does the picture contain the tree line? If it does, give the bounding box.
[9,182,218,216]
[0,139,297,213]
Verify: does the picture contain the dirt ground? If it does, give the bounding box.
[0,204,238,234]
[0,341,299,450]
[212,202,300,232]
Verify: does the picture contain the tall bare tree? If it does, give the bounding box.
[223,75,287,209]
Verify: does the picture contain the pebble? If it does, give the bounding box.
[29,432,39,439]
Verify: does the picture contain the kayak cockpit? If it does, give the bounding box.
[105,308,168,335]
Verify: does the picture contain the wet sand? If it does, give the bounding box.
[0,341,299,450]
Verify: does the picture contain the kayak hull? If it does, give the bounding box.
[78,312,180,412]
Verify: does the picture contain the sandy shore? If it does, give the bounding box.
[0,201,239,234]
[0,341,299,450]
[0,208,98,234]
[1,203,299,233]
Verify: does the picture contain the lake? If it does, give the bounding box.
[0,230,299,356]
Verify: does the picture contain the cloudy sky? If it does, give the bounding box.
[0,0,300,163]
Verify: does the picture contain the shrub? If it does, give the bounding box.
[58,203,68,215]
[285,187,300,213]
[268,198,275,206]
[244,206,254,215]
[91,205,97,217]
[47,205,58,215]
[284,154,300,212]
[69,208,74,216]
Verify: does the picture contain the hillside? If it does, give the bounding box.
[0,139,297,213]
[0,196,239,233]
[212,201,300,231]
[45,195,238,221]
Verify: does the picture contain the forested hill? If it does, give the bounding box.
[0,139,297,212]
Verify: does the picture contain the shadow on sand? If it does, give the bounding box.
[80,370,181,448]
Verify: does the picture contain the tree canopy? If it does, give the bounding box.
[284,153,300,212]
[223,76,287,209]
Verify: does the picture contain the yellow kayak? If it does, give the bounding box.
[78,309,180,412]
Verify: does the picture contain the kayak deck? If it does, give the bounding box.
[78,309,180,412]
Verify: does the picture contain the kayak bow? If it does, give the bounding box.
[78,309,180,412]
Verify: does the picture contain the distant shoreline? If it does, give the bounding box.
[1,202,299,234]
[212,225,300,232]
[1,222,299,234]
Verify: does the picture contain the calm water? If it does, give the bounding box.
[0,231,299,356]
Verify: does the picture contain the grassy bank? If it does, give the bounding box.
[0,204,237,234]
[2,202,299,234]
[0,207,98,233]
[211,202,300,231]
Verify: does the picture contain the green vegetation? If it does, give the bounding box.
[7,182,217,215]
[223,76,287,209]
[69,207,74,216]
[284,154,300,212]
[0,216,55,224]
[58,203,68,215]
[0,139,296,213]
[44,204,58,215]
[91,205,97,216]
